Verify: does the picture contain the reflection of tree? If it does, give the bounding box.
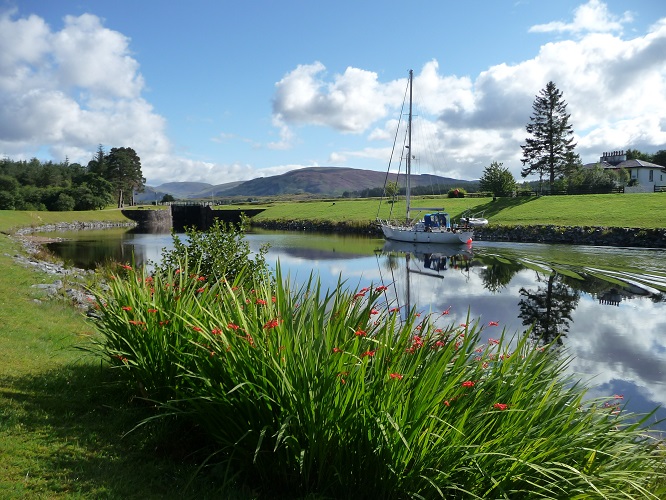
[518,273,580,345]
[478,258,522,293]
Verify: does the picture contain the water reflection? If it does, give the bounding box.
[44,228,666,429]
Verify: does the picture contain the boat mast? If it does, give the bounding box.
[406,69,413,222]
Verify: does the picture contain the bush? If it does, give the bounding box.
[448,187,467,198]
[154,217,268,285]
[90,257,665,498]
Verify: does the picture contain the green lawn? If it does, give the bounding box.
[222,192,666,228]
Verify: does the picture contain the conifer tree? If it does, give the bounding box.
[520,82,576,192]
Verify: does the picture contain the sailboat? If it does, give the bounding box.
[377,70,474,245]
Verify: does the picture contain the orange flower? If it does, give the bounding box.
[389,373,403,380]
[462,380,475,388]
[493,403,509,411]
[354,329,366,337]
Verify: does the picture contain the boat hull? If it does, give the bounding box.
[380,223,473,244]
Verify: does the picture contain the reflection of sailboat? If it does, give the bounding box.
[377,69,474,245]
[379,240,474,315]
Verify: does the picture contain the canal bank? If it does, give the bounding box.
[251,219,666,248]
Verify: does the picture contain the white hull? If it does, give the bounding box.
[380,223,473,244]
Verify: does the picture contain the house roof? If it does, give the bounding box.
[583,159,666,170]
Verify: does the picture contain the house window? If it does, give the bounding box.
[649,170,654,182]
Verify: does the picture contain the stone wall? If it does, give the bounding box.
[121,208,172,228]
[252,219,666,248]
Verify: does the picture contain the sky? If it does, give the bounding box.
[1,0,665,187]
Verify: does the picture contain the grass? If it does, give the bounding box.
[0,217,229,498]
[0,208,130,233]
[223,192,666,228]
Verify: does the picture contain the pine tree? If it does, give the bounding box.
[106,147,145,208]
[520,82,576,192]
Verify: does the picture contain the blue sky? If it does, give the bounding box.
[1,0,665,186]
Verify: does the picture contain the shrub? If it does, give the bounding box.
[154,216,268,285]
[448,187,467,198]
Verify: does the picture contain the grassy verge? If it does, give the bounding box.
[0,212,228,498]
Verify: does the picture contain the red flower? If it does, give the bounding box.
[489,338,500,345]
[493,403,509,411]
[121,306,132,311]
[361,350,376,358]
[197,276,206,282]
[389,307,401,313]
[120,264,132,270]
[462,380,475,388]
[159,320,169,326]
[370,309,380,315]
[441,307,451,315]
[389,373,403,380]
[255,298,267,305]
[613,394,624,399]
[488,321,499,327]
[147,308,158,313]
[227,322,240,330]
[374,285,388,292]
[196,287,206,293]
[128,320,145,326]
[460,323,468,328]
[263,318,281,329]
[332,347,343,353]
[211,328,222,335]
[192,326,203,332]
[353,292,366,299]
[354,329,366,337]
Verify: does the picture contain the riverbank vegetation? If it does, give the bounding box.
[83,222,664,498]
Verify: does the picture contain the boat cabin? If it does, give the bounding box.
[423,212,451,230]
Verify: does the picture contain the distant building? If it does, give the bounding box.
[583,150,666,193]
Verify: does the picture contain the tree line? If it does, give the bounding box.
[0,146,145,211]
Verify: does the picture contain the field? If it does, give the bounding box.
[224,192,666,228]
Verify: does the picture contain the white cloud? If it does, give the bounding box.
[0,10,172,180]
[529,0,633,35]
[272,62,399,134]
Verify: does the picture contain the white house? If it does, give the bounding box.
[583,150,666,193]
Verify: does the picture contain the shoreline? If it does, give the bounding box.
[251,219,666,248]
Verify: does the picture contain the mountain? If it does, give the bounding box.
[155,181,213,197]
[137,167,477,200]
[220,167,475,197]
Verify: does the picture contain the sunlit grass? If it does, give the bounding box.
[228,192,666,228]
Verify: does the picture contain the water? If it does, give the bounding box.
[45,227,666,430]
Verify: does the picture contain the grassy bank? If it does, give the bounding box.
[226,192,666,228]
[0,210,225,498]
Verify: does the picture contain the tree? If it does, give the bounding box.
[384,181,399,201]
[520,82,577,192]
[478,161,516,198]
[651,149,666,167]
[518,273,580,345]
[161,193,175,203]
[105,147,146,208]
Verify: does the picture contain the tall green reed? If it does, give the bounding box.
[90,258,665,498]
